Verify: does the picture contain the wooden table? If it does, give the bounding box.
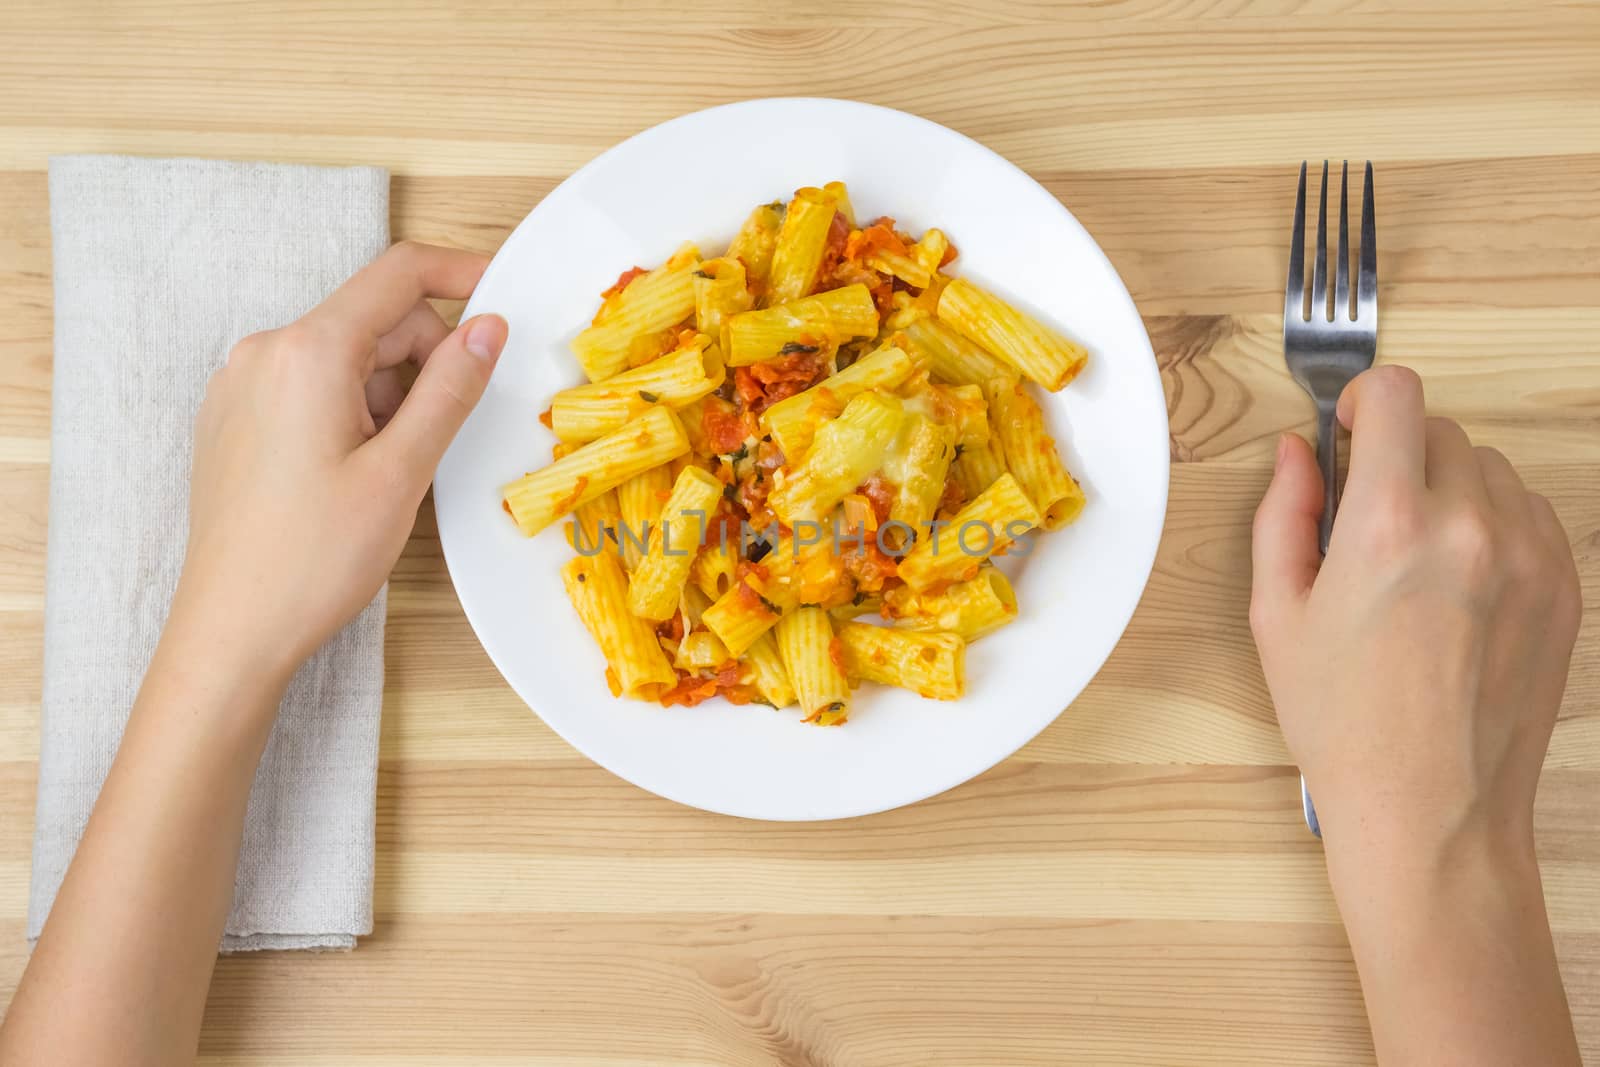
[2,3,1597,1063]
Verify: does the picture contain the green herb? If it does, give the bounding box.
[824,701,846,713]
[638,390,659,403]
[757,594,783,615]
[953,444,966,459]
[779,342,820,356]
[692,269,715,279]
[852,591,866,606]
[723,482,739,500]
[727,443,750,463]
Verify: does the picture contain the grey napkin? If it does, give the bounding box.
[31,155,391,951]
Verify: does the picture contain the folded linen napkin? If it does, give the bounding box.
[31,155,391,951]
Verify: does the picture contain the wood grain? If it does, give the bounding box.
[0,2,1597,1063]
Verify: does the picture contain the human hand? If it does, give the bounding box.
[1251,365,1581,851]
[174,241,508,691]
[1252,365,1584,1063]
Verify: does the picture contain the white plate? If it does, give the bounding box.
[436,98,1168,821]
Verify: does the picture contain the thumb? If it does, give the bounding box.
[372,313,507,495]
[1251,432,1323,623]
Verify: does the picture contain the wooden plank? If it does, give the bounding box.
[387,161,1600,316]
[5,911,1599,1065]
[0,7,1597,175]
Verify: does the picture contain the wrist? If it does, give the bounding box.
[113,601,292,790]
[149,583,297,727]
[167,558,309,679]
[1323,803,1542,939]
[1317,800,1576,1065]
[1309,759,1537,879]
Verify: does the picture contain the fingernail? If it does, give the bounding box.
[465,316,506,362]
[1275,434,1288,472]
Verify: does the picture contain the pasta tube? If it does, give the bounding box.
[701,535,803,656]
[549,335,723,443]
[901,312,1018,398]
[823,180,855,228]
[693,257,754,340]
[689,539,739,601]
[744,631,797,709]
[882,568,1017,640]
[561,553,676,700]
[950,414,1009,502]
[836,622,965,701]
[884,415,957,550]
[615,464,674,571]
[900,379,990,450]
[768,392,904,526]
[676,396,709,454]
[766,186,838,307]
[937,278,1087,392]
[678,582,712,630]
[628,465,724,621]
[759,342,917,460]
[727,201,784,292]
[503,407,689,537]
[724,284,878,366]
[866,248,930,289]
[790,522,855,608]
[776,606,850,724]
[989,379,1086,529]
[932,384,990,450]
[564,488,621,556]
[674,629,731,671]
[702,583,783,659]
[909,228,950,278]
[896,473,1041,591]
[571,246,700,381]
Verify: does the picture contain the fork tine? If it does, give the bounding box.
[1334,161,1350,320]
[1311,161,1329,321]
[1285,162,1306,324]
[1358,161,1377,321]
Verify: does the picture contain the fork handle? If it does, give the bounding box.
[1315,402,1339,554]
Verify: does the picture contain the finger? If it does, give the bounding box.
[1424,417,1488,508]
[363,314,508,498]
[1473,446,1530,521]
[1528,493,1583,632]
[364,367,410,429]
[307,242,489,340]
[374,301,450,371]
[1335,366,1426,496]
[1528,493,1580,580]
[1252,433,1324,620]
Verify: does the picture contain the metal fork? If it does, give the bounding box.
[1283,160,1377,837]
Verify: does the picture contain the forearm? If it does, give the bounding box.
[0,242,495,1066]
[1,607,286,1066]
[1326,814,1579,1066]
